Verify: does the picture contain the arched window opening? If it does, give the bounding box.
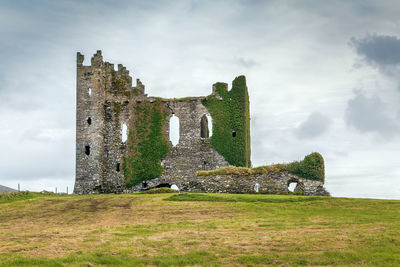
[288,182,297,193]
[88,87,92,96]
[116,162,120,172]
[207,115,213,137]
[169,115,179,146]
[232,131,236,137]
[171,184,179,191]
[85,145,90,156]
[121,123,128,143]
[87,117,92,125]
[200,115,209,138]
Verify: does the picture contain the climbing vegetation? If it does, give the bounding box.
[123,99,170,187]
[202,76,251,167]
[110,68,132,97]
[197,152,325,182]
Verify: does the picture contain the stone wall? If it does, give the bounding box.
[127,171,328,196]
[74,51,229,194]
[74,51,328,196]
[160,98,229,180]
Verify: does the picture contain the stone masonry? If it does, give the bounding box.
[74,51,328,196]
[128,171,326,196]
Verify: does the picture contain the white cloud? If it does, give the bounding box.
[295,111,332,139]
[345,89,399,138]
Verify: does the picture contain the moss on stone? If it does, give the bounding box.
[123,90,131,97]
[113,102,121,114]
[122,99,170,187]
[197,152,325,182]
[202,76,251,167]
[110,70,131,96]
[113,102,121,127]
[160,97,199,101]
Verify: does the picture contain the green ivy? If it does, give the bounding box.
[288,152,325,182]
[202,75,251,167]
[122,99,170,187]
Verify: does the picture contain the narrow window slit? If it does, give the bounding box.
[200,115,209,138]
[254,183,260,193]
[116,162,120,172]
[85,145,90,156]
[122,123,128,143]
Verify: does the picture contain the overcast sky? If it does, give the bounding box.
[0,0,399,199]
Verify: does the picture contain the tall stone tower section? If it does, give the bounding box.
[74,50,256,194]
[74,50,145,194]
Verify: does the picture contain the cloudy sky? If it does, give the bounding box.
[1,0,399,199]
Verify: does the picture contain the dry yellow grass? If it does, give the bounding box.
[0,193,399,266]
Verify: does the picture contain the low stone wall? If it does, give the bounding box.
[126,171,328,196]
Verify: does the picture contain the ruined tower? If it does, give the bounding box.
[74,51,251,194]
[75,51,328,196]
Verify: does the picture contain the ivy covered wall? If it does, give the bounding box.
[198,152,325,182]
[202,75,251,167]
[122,99,170,187]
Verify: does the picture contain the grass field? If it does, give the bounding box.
[0,192,399,266]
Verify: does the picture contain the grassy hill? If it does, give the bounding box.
[0,185,17,193]
[0,192,399,266]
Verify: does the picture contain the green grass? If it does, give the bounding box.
[139,187,178,194]
[0,191,60,204]
[165,193,323,203]
[0,250,216,267]
[0,193,399,266]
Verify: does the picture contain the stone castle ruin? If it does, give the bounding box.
[74,51,328,196]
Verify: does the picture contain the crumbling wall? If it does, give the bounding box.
[127,171,328,196]
[74,51,327,196]
[159,98,229,183]
[74,51,229,194]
